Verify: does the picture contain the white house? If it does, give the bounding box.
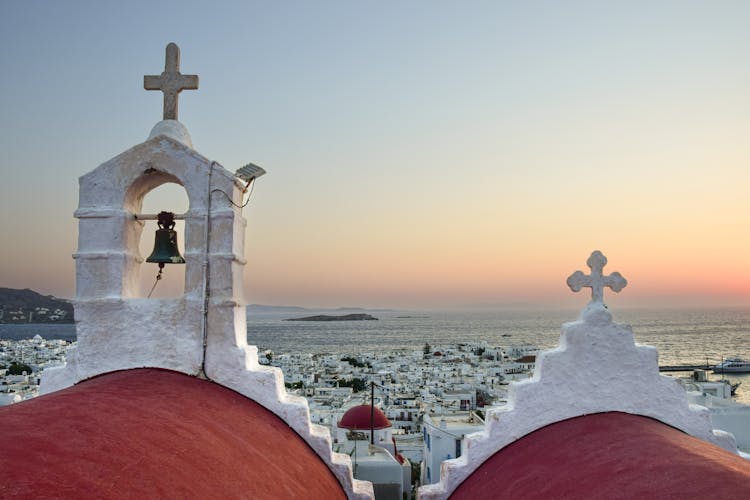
[421,412,484,486]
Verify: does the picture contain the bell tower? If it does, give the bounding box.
[39,43,373,499]
[42,43,256,384]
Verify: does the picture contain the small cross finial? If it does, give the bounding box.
[144,43,199,120]
[567,250,627,304]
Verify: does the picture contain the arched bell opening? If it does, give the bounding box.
[137,183,190,298]
[123,172,191,299]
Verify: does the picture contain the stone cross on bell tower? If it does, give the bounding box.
[567,250,627,304]
[144,42,199,120]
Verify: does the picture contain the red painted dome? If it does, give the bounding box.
[338,404,391,430]
[451,412,750,499]
[0,369,345,499]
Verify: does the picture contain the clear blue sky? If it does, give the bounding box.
[1,1,749,308]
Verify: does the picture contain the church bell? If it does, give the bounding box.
[146,211,185,267]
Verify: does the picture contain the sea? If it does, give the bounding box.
[2,306,749,403]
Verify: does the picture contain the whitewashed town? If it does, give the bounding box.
[3,331,749,496]
[0,335,535,486]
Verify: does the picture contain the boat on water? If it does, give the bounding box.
[713,358,750,374]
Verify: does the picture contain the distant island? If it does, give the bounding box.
[248,304,397,314]
[285,313,378,322]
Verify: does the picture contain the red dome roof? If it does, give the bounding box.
[339,404,391,430]
[451,412,750,499]
[0,369,345,500]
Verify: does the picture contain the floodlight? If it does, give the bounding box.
[235,163,266,182]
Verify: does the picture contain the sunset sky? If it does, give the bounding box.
[1,1,749,309]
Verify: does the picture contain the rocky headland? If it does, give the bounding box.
[0,288,74,324]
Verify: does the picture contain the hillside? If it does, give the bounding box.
[0,288,74,323]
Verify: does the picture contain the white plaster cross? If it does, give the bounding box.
[144,43,199,120]
[567,250,627,304]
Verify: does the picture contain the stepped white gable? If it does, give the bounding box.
[419,250,739,499]
[39,43,372,499]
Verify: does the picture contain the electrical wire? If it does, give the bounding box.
[421,420,465,440]
[199,161,216,380]
[210,177,256,209]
